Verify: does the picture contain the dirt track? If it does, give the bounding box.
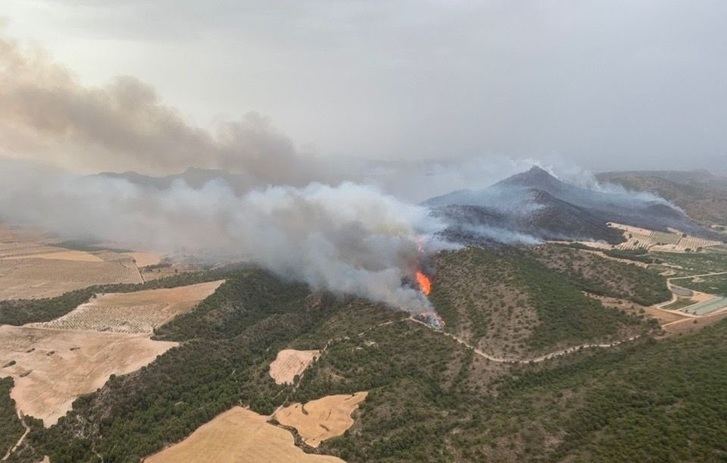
[408,317,640,364]
[1,410,29,461]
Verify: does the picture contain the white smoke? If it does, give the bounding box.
[0,160,448,311]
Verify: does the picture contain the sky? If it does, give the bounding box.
[2,0,727,174]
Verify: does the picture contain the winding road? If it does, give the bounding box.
[407,316,640,364]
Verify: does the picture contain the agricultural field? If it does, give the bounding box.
[0,325,176,425]
[274,392,368,448]
[0,258,142,300]
[30,280,223,334]
[0,250,102,263]
[146,407,344,463]
[0,268,234,327]
[0,225,178,300]
[0,277,223,431]
[604,223,721,252]
[122,251,162,268]
[651,251,727,277]
[269,349,321,385]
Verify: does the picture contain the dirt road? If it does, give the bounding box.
[407,316,639,364]
[2,410,29,461]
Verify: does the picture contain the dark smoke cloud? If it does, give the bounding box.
[0,35,336,186]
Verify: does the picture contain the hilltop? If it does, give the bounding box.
[427,166,717,245]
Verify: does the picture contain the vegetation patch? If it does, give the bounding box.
[532,244,671,305]
[432,247,647,355]
[673,274,727,297]
[0,377,25,458]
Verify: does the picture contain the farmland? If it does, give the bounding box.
[269,349,321,385]
[0,279,223,429]
[146,407,344,463]
[0,225,178,300]
[0,325,176,426]
[274,392,368,447]
[0,258,142,300]
[30,280,223,334]
[583,223,723,253]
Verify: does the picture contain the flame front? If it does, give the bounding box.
[416,271,432,296]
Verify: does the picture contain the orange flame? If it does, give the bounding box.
[416,271,432,296]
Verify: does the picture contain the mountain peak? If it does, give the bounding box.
[495,165,563,190]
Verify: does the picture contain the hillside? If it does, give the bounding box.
[427,167,715,246]
[2,251,726,462]
[598,170,727,227]
[430,247,652,358]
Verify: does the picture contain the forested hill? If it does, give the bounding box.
[4,249,726,462]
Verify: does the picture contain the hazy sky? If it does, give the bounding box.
[3,0,727,172]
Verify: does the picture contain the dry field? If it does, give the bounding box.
[31,281,224,334]
[0,325,176,425]
[661,309,727,335]
[145,407,344,463]
[274,392,368,448]
[269,349,321,385]
[0,248,102,263]
[645,306,689,325]
[0,225,101,262]
[0,224,177,299]
[123,252,163,268]
[0,258,142,300]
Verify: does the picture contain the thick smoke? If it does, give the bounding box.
[0,34,462,311]
[0,35,340,186]
[0,161,446,311]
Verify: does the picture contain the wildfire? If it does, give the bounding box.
[415,270,432,296]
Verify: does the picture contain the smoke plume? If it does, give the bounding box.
[0,160,446,311]
[0,35,340,186]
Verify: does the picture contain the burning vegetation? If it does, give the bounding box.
[415,271,432,295]
[411,268,445,329]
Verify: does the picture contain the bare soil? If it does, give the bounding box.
[0,258,142,300]
[274,392,368,448]
[145,407,345,463]
[269,349,321,385]
[31,280,224,334]
[0,325,176,426]
[123,252,162,268]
